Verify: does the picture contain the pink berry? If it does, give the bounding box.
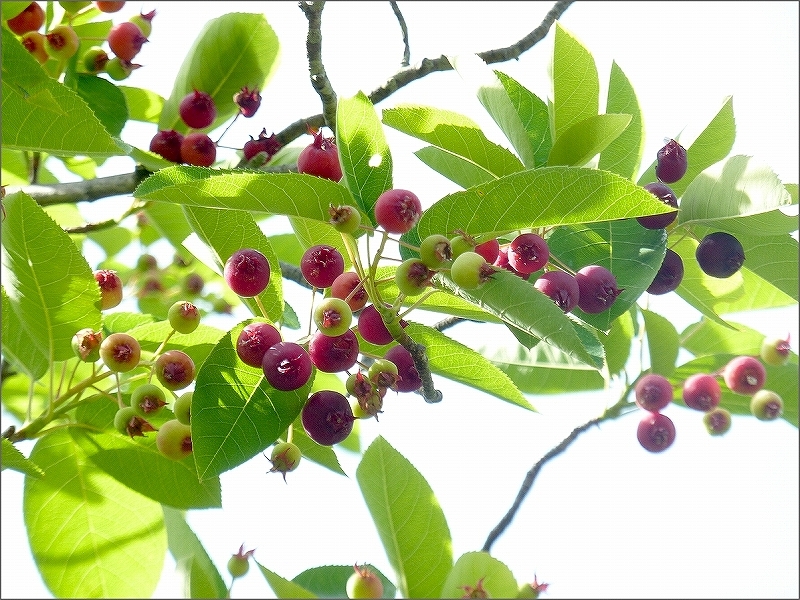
[300,245,345,288]
[508,233,549,275]
[374,189,422,234]
[180,132,216,167]
[236,322,282,368]
[150,130,184,163]
[308,330,359,373]
[107,21,147,62]
[682,373,721,412]
[635,373,674,413]
[533,270,580,313]
[179,90,217,129]
[575,265,622,314]
[297,129,342,182]
[224,249,270,297]
[723,355,766,395]
[637,412,676,453]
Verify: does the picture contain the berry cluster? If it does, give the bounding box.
[642,139,746,296]
[10,1,154,81]
[633,348,786,452]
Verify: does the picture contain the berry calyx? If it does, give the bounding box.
[308,330,359,373]
[180,132,216,167]
[227,544,255,579]
[634,373,674,413]
[638,182,679,229]
[155,419,192,460]
[301,244,345,288]
[395,258,435,296]
[297,128,342,182]
[149,130,184,163]
[100,332,141,372]
[329,204,362,234]
[261,342,313,391]
[107,21,147,62]
[114,406,155,438]
[128,10,155,38]
[450,251,496,290]
[750,389,783,421]
[723,355,766,395]
[167,300,201,334]
[154,350,195,391]
[419,234,452,269]
[7,2,45,36]
[301,390,355,446]
[242,128,281,162]
[637,412,676,453]
[234,86,261,118]
[655,139,688,184]
[760,334,791,366]
[647,248,684,295]
[368,358,399,389]
[313,297,353,337]
[236,321,282,368]
[268,442,301,482]
[508,232,549,275]
[575,265,622,314]
[346,564,384,599]
[374,189,422,234]
[695,232,745,278]
[130,383,167,417]
[224,248,270,297]
[682,373,721,412]
[533,270,580,313]
[703,407,732,436]
[20,31,49,65]
[72,328,103,362]
[179,90,217,129]
[94,269,123,310]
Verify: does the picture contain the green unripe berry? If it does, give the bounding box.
[313,297,353,337]
[173,391,192,425]
[130,383,167,417]
[346,564,383,599]
[44,25,80,60]
[114,406,155,438]
[156,419,193,460]
[368,358,399,388]
[450,251,495,290]
[703,407,732,436]
[329,204,362,234]
[129,10,156,38]
[167,300,201,334]
[72,328,103,362]
[750,390,784,421]
[449,233,476,260]
[395,258,434,296]
[760,335,791,366]
[419,234,452,269]
[227,555,250,579]
[268,441,302,482]
[105,57,135,81]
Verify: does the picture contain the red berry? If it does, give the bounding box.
[7,2,45,35]
[474,238,500,264]
[637,412,676,453]
[330,271,369,312]
[95,1,125,13]
[242,128,281,162]
[357,304,394,346]
[224,249,271,297]
[374,189,422,234]
[638,182,679,229]
[180,132,216,167]
[493,246,529,280]
[508,233,549,275]
[93,269,123,310]
[681,373,721,412]
[179,90,217,129]
[533,270,580,313]
[634,373,674,413]
[300,245,345,288]
[308,330,359,373]
[261,342,312,391]
[107,21,147,62]
[655,139,688,184]
[297,129,342,181]
[149,130,184,163]
[234,86,262,118]
[236,322,282,368]
[301,390,354,446]
[575,265,622,314]
[723,355,766,395]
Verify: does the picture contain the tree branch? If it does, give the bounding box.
[299,1,338,133]
[389,1,411,67]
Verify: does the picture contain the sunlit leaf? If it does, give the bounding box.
[599,61,644,179]
[440,551,518,599]
[293,564,397,599]
[548,113,631,167]
[552,23,599,140]
[494,70,552,168]
[1,438,44,478]
[258,562,317,599]
[642,308,679,377]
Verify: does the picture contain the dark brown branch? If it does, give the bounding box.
[482,415,602,553]
[299,1,338,133]
[389,1,411,67]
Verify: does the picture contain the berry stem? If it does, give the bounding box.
[254,295,269,319]
[114,372,125,408]
[215,112,240,145]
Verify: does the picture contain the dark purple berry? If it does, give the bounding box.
[638,182,679,229]
[655,139,688,184]
[533,270,580,313]
[647,248,684,295]
[385,345,423,393]
[695,232,745,278]
[301,390,355,445]
[575,265,622,314]
[234,86,262,118]
[224,249,270,297]
[262,342,312,391]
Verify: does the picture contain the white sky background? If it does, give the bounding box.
[1,2,799,598]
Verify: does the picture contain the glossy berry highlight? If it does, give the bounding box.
[638,182,678,229]
[261,342,313,391]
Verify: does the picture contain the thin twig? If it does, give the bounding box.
[482,415,602,553]
[389,1,411,67]
[299,1,338,133]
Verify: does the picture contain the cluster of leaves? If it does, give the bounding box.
[1,8,797,599]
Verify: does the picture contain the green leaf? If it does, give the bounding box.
[1,284,48,379]
[413,146,500,188]
[548,113,631,167]
[449,54,537,167]
[183,205,285,324]
[680,318,792,359]
[258,562,318,599]
[546,220,668,331]
[671,235,796,326]
[158,12,279,134]
[668,354,798,426]
[127,321,225,368]
[356,436,453,599]
[382,104,524,179]
[599,61,645,179]
[417,167,676,240]
[2,2,29,20]
[398,322,533,410]
[1,192,101,364]
[1,28,127,157]
[163,506,229,600]
[292,565,397,599]
[141,200,196,256]
[435,269,605,368]
[494,70,552,168]
[23,430,167,598]
[637,96,736,197]
[191,320,311,480]
[337,91,393,220]
[74,74,128,137]
[103,310,158,333]
[86,225,133,258]
[642,308,680,377]
[552,23,599,141]
[440,551,519,599]
[119,85,164,123]
[286,422,346,476]
[1,438,44,478]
